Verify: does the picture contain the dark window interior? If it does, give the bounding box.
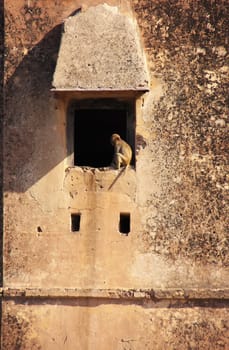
[119,213,130,235]
[71,213,81,232]
[74,109,128,167]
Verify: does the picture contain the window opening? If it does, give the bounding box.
[74,109,127,167]
[119,213,130,235]
[68,99,135,168]
[71,213,81,232]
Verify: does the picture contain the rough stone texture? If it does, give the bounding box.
[2,287,229,300]
[52,4,149,90]
[3,0,229,349]
[2,300,229,350]
[132,0,229,266]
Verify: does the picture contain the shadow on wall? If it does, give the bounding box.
[0,0,4,286]
[4,23,65,193]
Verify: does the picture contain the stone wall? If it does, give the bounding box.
[133,0,228,266]
[2,0,229,349]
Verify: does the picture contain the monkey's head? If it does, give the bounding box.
[111,133,121,145]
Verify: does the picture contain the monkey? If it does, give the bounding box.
[110,133,132,170]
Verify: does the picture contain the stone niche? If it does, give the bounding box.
[52,4,149,200]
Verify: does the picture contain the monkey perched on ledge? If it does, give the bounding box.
[110,133,132,170]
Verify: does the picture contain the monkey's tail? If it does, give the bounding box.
[108,166,126,190]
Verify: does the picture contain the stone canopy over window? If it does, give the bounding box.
[52,4,149,91]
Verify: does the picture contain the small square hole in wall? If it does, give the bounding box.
[71,213,81,232]
[119,213,130,235]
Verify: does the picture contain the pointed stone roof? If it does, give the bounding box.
[52,4,149,91]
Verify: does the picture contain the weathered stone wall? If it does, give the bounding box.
[2,299,228,350]
[2,0,229,349]
[133,0,228,266]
